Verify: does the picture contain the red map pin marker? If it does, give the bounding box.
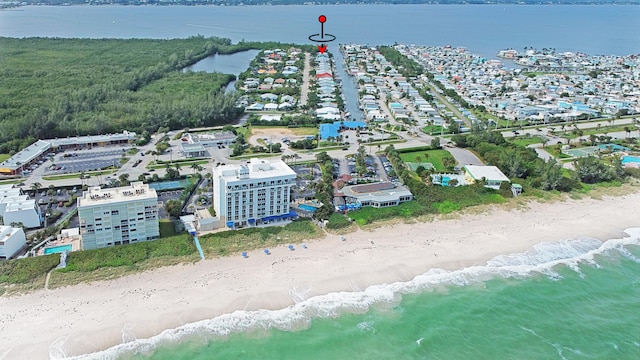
[318,15,327,39]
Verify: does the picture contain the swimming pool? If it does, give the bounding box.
[43,244,72,255]
[622,156,640,164]
[298,204,319,212]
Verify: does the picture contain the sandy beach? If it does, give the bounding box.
[1,192,639,359]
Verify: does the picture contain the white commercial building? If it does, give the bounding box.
[78,182,159,250]
[0,131,136,175]
[0,226,26,260]
[1,185,42,229]
[2,199,43,229]
[212,158,297,228]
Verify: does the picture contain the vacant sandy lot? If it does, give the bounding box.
[248,127,316,146]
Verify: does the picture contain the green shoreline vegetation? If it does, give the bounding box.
[0,37,314,155]
[2,38,639,296]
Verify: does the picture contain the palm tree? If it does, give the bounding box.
[118,173,130,186]
[190,163,200,175]
[30,182,42,192]
[624,126,631,138]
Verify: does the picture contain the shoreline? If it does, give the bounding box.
[1,192,640,359]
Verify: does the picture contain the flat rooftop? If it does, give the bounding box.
[215,158,296,181]
[0,131,136,171]
[180,143,207,152]
[464,165,510,182]
[341,182,413,202]
[78,181,157,207]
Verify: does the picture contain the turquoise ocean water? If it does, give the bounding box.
[3,5,639,359]
[73,228,640,360]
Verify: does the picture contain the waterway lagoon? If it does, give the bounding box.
[1,5,639,57]
[183,49,260,91]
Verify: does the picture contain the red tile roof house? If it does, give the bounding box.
[316,72,333,79]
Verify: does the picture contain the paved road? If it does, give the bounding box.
[445,147,483,166]
[531,145,554,162]
[299,52,311,107]
[420,79,472,128]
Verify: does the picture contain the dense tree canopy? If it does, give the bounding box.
[0,37,258,153]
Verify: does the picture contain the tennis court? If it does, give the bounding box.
[563,143,629,158]
[562,146,599,158]
[148,179,191,191]
[407,162,434,171]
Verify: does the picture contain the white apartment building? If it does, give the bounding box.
[0,225,26,260]
[0,185,42,229]
[78,182,159,250]
[2,199,43,229]
[212,158,297,228]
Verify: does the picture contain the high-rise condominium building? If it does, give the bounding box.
[78,182,159,250]
[212,158,297,227]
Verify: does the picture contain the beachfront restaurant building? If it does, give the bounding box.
[463,165,510,190]
[212,158,297,229]
[78,182,159,250]
[337,182,413,209]
[0,225,26,260]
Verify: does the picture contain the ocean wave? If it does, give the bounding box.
[58,227,640,360]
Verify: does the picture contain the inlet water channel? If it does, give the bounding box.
[183,49,260,92]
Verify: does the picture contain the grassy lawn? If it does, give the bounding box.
[312,145,343,152]
[510,136,545,147]
[0,179,22,185]
[235,126,251,138]
[251,125,318,136]
[422,125,451,135]
[159,219,177,238]
[42,169,116,181]
[558,125,630,139]
[399,149,455,171]
[0,153,10,162]
[147,159,210,169]
[231,152,280,159]
[544,146,575,159]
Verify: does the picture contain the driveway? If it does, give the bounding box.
[445,147,483,166]
[528,144,555,162]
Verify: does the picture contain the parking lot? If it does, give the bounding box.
[157,190,184,219]
[47,148,130,174]
[290,164,321,199]
[27,187,81,231]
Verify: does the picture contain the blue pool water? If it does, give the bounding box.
[298,204,319,212]
[622,156,640,164]
[43,244,72,255]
